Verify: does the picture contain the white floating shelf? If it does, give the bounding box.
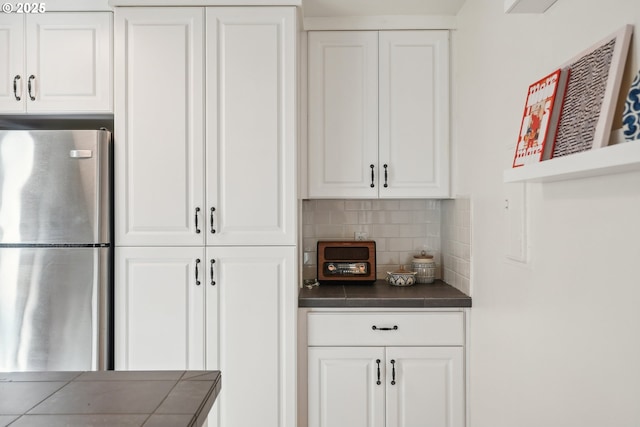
[503,141,640,183]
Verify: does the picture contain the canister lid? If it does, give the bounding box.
[412,251,434,263]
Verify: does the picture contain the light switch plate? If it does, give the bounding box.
[503,182,528,263]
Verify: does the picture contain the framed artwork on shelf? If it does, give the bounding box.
[552,24,633,158]
[622,69,640,141]
[512,68,569,167]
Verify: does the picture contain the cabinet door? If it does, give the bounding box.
[385,346,464,427]
[379,31,450,198]
[205,246,296,427]
[25,12,112,113]
[114,8,205,246]
[0,14,24,112]
[206,8,296,246]
[115,246,205,370]
[308,31,379,199]
[308,346,385,427]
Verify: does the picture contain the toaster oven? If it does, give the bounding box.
[317,240,376,283]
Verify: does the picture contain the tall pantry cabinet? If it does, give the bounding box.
[113,7,297,427]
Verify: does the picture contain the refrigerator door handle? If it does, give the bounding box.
[70,150,93,159]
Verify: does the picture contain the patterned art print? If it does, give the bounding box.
[622,70,640,141]
[552,39,616,157]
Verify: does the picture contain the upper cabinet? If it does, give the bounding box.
[115,7,297,247]
[0,12,113,114]
[205,8,297,246]
[114,7,205,246]
[307,30,450,199]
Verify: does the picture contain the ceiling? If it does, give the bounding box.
[301,0,467,17]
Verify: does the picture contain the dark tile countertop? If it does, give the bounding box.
[299,279,472,308]
[0,370,221,427]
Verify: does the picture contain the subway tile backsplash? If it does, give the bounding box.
[302,198,472,295]
[442,197,472,295]
[302,199,442,281]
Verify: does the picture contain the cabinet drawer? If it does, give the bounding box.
[307,312,464,346]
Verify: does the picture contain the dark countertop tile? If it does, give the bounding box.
[75,371,185,381]
[299,279,471,308]
[0,415,18,427]
[0,370,221,427]
[8,414,149,427]
[155,380,216,415]
[0,381,67,414]
[29,380,179,414]
[0,372,81,382]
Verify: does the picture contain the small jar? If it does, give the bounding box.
[411,251,436,284]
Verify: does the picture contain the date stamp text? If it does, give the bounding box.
[2,3,46,13]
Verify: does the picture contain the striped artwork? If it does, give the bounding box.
[552,39,615,158]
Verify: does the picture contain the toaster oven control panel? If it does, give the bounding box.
[323,262,370,276]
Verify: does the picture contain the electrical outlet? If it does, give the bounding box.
[354,231,368,241]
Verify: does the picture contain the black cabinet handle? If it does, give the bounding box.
[13,75,21,101]
[210,259,216,286]
[210,207,216,234]
[372,325,398,331]
[376,359,381,385]
[27,75,35,101]
[195,207,201,234]
[383,164,388,188]
[370,164,375,188]
[195,258,201,286]
[391,359,396,385]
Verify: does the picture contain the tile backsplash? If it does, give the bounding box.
[442,197,472,295]
[302,199,442,280]
[302,197,472,295]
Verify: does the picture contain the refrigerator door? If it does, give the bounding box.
[0,129,111,245]
[0,247,110,371]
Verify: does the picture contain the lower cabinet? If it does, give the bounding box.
[305,310,466,427]
[115,245,297,427]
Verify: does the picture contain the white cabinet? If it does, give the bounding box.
[114,246,205,371]
[114,7,205,246]
[204,246,297,427]
[206,8,296,247]
[378,31,450,199]
[0,12,112,113]
[306,310,465,427]
[114,7,297,427]
[308,30,450,199]
[115,7,296,247]
[385,346,464,427]
[307,31,378,199]
[115,245,297,427]
[308,347,385,427]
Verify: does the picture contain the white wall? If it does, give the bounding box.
[453,0,640,426]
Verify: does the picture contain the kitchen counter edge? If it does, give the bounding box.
[298,279,471,308]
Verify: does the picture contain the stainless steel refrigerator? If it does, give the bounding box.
[0,129,112,371]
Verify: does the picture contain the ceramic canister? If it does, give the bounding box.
[411,251,436,284]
